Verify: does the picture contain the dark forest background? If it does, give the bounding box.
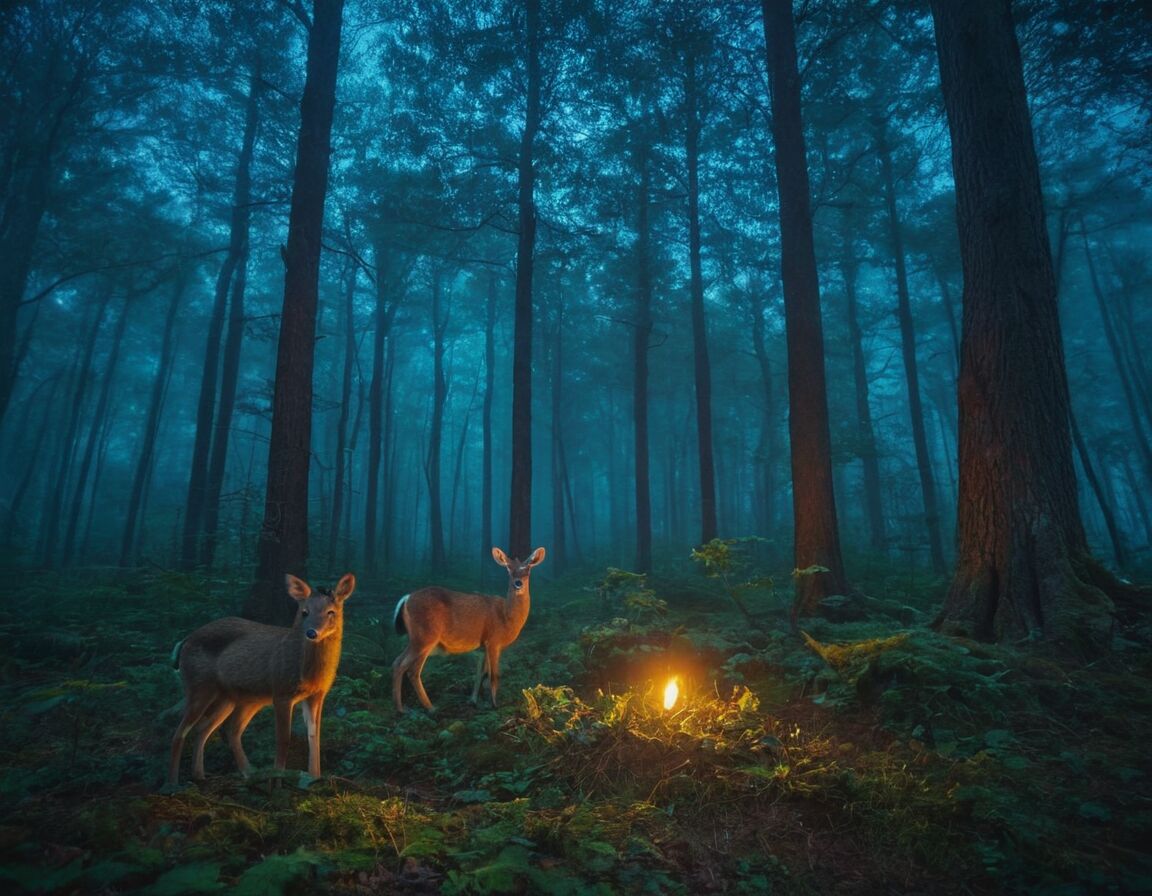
[2,0,1148,605]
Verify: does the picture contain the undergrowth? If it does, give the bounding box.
[0,562,1150,894]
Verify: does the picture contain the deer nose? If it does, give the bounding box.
[306,629,319,640]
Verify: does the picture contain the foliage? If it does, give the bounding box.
[0,565,1150,894]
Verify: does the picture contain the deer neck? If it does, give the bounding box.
[505,582,531,635]
[293,620,344,691]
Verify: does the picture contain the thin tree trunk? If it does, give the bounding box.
[1069,409,1127,569]
[508,0,541,560]
[61,295,130,566]
[248,0,344,624]
[762,0,849,617]
[181,68,261,570]
[481,271,496,568]
[875,120,945,572]
[120,275,185,566]
[549,310,567,573]
[840,248,886,554]
[633,144,654,572]
[327,264,357,566]
[1081,227,1152,487]
[749,287,778,538]
[684,50,718,546]
[426,269,446,569]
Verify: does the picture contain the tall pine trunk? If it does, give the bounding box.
[633,145,654,573]
[427,269,446,569]
[875,120,946,572]
[181,68,261,569]
[248,0,344,624]
[761,0,849,616]
[929,0,1115,651]
[481,271,496,569]
[684,51,718,546]
[840,247,886,554]
[327,263,357,566]
[508,0,541,560]
[120,275,185,566]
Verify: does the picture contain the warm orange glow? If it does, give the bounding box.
[663,677,679,711]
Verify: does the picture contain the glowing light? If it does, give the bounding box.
[663,677,680,711]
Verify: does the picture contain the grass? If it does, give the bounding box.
[0,561,1150,894]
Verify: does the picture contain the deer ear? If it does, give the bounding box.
[528,547,546,566]
[491,547,509,567]
[334,573,356,602]
[285,574,311,600]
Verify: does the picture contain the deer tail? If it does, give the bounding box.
[393,594,410,636]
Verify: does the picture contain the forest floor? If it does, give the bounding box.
[1,552,1151,895]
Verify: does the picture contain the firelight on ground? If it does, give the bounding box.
[663,677,679,711]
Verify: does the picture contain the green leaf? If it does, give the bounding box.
[232,850,321,896]
[141,862,225,895]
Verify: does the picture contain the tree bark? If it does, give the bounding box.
[248,0,344,624]
[508,0,541,560]
[929,0,1114,652]
[761,0,849,615]
[481,271,496,569]
[327,263,357,566]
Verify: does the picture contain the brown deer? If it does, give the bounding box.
[392,546,545,713]
[166,572,355,787]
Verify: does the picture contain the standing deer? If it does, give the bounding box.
[392,546,545,713]
[166,572,355,787]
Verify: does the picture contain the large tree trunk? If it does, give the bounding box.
[929,0,1114,652]
[508,0,541,560]
[684,51,718,546]
[120,275,185,566]
[761,0,849,616]
[248,0,344,624]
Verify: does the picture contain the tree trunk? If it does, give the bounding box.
[840,247,886,555]
[929,0,1114,652]
[481,271,496,569]
[181,68,261,570]
[61,296,130,566]
[1069,410,1128,570]
[633,144,654,573]
[508,0,541,560]
[875,120,946,572]
[327,263,357,566]
[426,269,446,569]
[761,0,849,615]
[749,286,779,540]
[120,275,185,566]
[248,0,344,624]
[549,309,567,573]
[684,51,718,546]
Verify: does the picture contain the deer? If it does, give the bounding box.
[392,546,545,713]
[166,572,355,787]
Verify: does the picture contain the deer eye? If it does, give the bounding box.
[301,609,309,617]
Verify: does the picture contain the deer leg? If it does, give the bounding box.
[190,699,236,780]
[486,646,503,707]
[392,647,413,713]
[408,647,437,711]
[301,694,325,778]
[168,688,219,786]
[272,699,294,770]
[224,701,264,777]
[470,650,489,705]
